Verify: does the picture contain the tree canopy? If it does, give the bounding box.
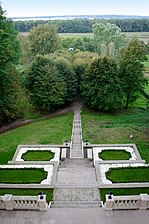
[119,37,148,108]
[28,24,60,55]
[81,57,122,111]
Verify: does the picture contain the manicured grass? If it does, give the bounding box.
[0,168,47,184]
[98,150,131,160]
[0,189,53,203]
[100,188,149,203]
[106,167,149,183]
[0,113,73,164]
[22,150,55,161]
[81,108,149,162]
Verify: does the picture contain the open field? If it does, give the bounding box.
[59,32,149,43]
[0,113,73,164]
[20,32,149,43]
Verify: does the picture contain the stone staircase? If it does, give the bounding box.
[51,108,101,208]
[51,159,101,208]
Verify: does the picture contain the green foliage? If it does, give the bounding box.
[0,168,47,184]
[0,5,30,124]
[98,150,131,160]
[55,57,78,102]
[28,24,60,55]
[22,150,55,161]
[106,167,149,183]
[27,55,66,111]
[0,189,53,203]
[93,22,126,57]
[81,57,122,111]
[119,37,148,108]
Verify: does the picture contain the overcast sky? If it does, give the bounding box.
[2,0,149,17]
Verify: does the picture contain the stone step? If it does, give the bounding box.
[51,200,102,208]
[59,159,94,168]
[53,187,101,202]
[55,183,99,188]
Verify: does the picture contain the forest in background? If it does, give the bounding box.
[0,3,149,125]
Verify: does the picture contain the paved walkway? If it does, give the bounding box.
[0,208,149,224]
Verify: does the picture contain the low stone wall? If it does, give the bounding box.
[105,194,149,210]
[0,194,48,211]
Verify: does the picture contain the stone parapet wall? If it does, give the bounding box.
[105,194,149,210]
[0,194,47,211]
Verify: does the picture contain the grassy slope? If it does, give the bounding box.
[0,113,73,164]
[81,107,149,162]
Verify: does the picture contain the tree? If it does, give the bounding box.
[81,57,122,111]
[55,57,77,102]
[26,55,66,111]
[119,37,148,109]
[0,4,29,123]
[93,22,126,57]
[28,24,60,55]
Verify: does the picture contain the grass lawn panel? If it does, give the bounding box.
[100,188,149,203]
[0,168,47,184]
[106,167,149,183]
[0,189,53,203]
[0,113,73,164]
[22,150,55,161]
[98,150,131,160]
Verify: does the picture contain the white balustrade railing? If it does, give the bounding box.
[0,194,47,211]
[105,194,149,210]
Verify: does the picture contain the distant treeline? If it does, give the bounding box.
[13,19,149,33]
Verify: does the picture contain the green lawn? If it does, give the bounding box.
[0,168,47,184]
[81,108,149,162]
[0,189,53,203]
[100,188,149,203]
[106,167,149,183]
[0,113,73,164]
[22,150,55,161]
[98,150,131,160]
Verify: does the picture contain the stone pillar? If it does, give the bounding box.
[105,194,114,210]
[4,194,13,210]
[38,195,48,211]
[140,194,149,210]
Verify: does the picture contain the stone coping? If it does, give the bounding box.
[97,162,149,185]
[99,183,149,188]
[11,145,69,165]
[85,144,143,166]
[0,164,54,187]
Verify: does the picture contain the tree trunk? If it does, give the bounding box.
[125,94,130,109]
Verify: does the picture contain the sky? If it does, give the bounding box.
[1,0,149,17]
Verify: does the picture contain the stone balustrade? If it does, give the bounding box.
[0,194,48,211]
[105,194,149,210]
